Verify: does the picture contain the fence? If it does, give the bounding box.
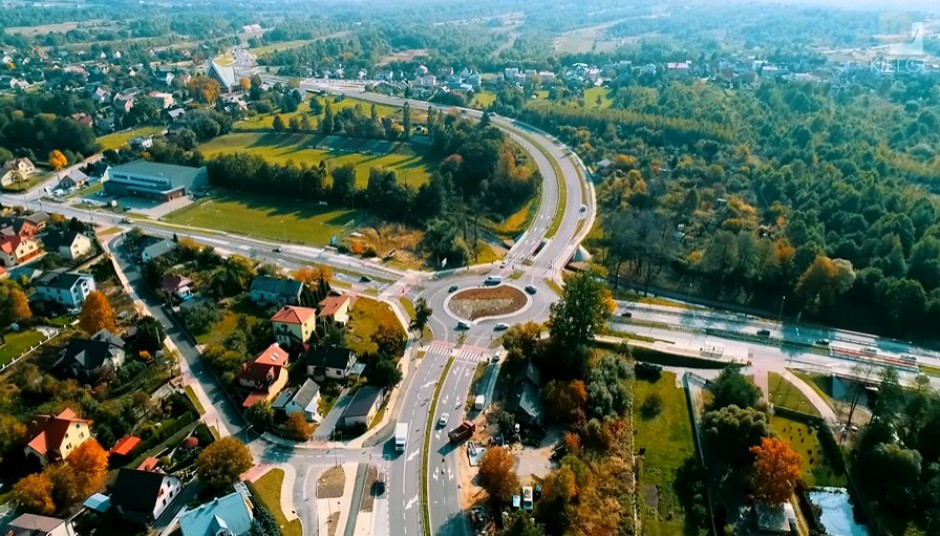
[0,326,62,372]
[682,372,720,536]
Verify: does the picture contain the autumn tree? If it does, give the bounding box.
[371,323,405,357]
[751,437,802,504]
[284,411,314,441]
[543,380,588,422]
[7,287,31,322]
[196,437,254,490]
[409,297,432,334]
[79,291,116,334]
[293,265,333,285]
[48,150,67,170]
[795,255,856,309]
[0,414,25,463]
[65,438,108,501]
[239,77,251,92]
[502,321,542,361]
[478,446,519,503]
[188,75,221,105]
[13,473,55,514]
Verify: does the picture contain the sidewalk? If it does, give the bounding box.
[318,463,358,536]
[780,368,839,424]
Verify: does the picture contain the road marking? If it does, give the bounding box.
[406,448,419,463]
[405,496,417,510]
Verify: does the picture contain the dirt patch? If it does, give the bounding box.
[326,512,340,536]
[449,286,527,320]
[317,466,345,499]
[360,465,379,513]
[345,223,424,268]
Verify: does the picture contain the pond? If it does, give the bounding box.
[809,488,870,536]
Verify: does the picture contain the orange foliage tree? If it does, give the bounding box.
[284,411,314,441]
[13,473,55,514]
[293,265,333,285]
[239,77,251,91]
[478,446,519,503]
[79,291,116,334]
[48,150,67,171]
[64,439,109,502]
[9,288,31,322]
[750,437,802,504]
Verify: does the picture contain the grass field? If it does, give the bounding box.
[346,297,405,355]
[770,416,846,488]
[633,372,702,536]
[237,98,411,131]
[165,190,359,246]
[250,39,318,56]
[0,330,44,366]
[97,126,166,151]
[769,372,821,416]
[470,91,496,109]
[584,87,613,109]
[249,469,303,536]
[490,197,537,239]
[197,132,437,189]
[193,297,269,346]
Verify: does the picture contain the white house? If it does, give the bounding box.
[284,378,322,422]
[43,231,93,260]
[111,468,183,525]
[35,271,96,308]
[2,513,77,536]
[306,346,356,381]
[141,239,177,262]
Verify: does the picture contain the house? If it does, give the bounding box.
[104,160,208,201]
[178,490,254,536]
[141,239,177,262]
[318,294,352,325]
[306,346,356,381]
[70,112,94,127]
[90,86,111,104]
[507,362,544,427]
[0,157,36,187]
[415,74,437,87]
[341,386,385,428]
[208,61,237,93]
[0,234,42,266]
[23,408,92,466]
[34,271,96,308]
[0,75,29,91]
[110,436,141,458]
[0,217,40,238]
[153,70,175,86]
[284,378,321,422]
[752,502,796,535]
[249,276,303,307]
[2,513,77,536]
[111,468,182,525]
[148,91,174,109]
[239,343,290,408]
[167,107,187,121]
[56,329,125,380]
[129,136,153,149]
[58,169,89,191]
[23,211,49,230]
[42,230,93,260]
[161,273,193,300]
[271,305,317,348]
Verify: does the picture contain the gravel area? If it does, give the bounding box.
[449,286,528,320]
[317,466,346,499]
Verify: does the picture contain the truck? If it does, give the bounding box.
[448,421,476,444]
[394,422,408,452]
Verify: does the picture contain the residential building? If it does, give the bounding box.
[153,70,175,86]
[103,160,208,201]
[23,408,92,466]
[271,305,317,348]
[178,490,255,536]
[129,137,153,149]
[341,386,384,428]
[318,294,352,325]
[0,75,29,92]
[0,217,40,238]
[0,157,36,187]
[110,436,141,458]
[507,362,544,427]
[23,211,49,230]
[415,74,437,87]
[57,169,89,191]
[111,468,182,525]
[239,343,290,408]
[284,378,321,422]
[0,234,42,266]
[56,329,125,380]
[70,112,94,127]
[249,276,303,307]
[161,273,193,300]
[148,91,175,109]
[42,230,93,260]
[306,346,356,381]
[2,513,77,536]
[34,271,96,308]
[141,238,177,262]
[208,61,237,93]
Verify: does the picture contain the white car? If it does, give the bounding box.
[438,413,449,427]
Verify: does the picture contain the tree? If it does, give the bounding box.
[873,367,904,422]
[272,114,285,132]
[55,438,108,504]
[548,270,614,350]
[371,323,405,357]
[409,297,432,333]
[402,101,411,140]
[502,321,542,361]
[795,255,855,309]
[13,473,55,514]
[478,446,519,503]
[300,114,313,131]
[293,265,333,286]
[188,75,221,105]
[751,437,802,504]
[240,77,251,92]
[498,510,546,536]
[367,356,402,389]
[133,315,166,354]
[48,149,67,170]
[284,411,314,441]
[8,287,31,322]
[702,405,770,464]
[321,100,334,134]
[196,437,254,490]
[79,291,116,334]
[709,367,761,410]
[246,402,274,432]
[0,414,25,463]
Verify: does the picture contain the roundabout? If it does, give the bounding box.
[445,284,530,321]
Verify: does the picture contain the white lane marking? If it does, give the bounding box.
[406,448,419,463]
[405,496,417,510]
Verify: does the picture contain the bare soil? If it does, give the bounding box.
[449,286,527,320]
[326,512,340,536]
[360,465,379,513]
[317,466,345,499]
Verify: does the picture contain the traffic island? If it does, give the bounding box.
[447,286,529,320]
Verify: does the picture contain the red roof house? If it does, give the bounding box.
[238,343,290,408]
[24,408,93,465]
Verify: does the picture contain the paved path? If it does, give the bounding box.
[781,368,839,423]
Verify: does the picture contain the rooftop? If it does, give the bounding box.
[251,275,303,298]
[178,491,254,536]
[3,513,69,536]
[271,305,316,325]
[36,271,92,290]
[25,408,92,457]
[306,345,355,370]
[291,378,321,409]
[343,386,383,418]
[108,159,205,190]
[110,435,141,456]
[318,294,351,318]
[111,468,177,513]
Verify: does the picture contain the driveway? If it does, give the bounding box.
[314,389,351,440]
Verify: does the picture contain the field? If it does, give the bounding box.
[769,416,846,488]
[346,297,404,355]
[768,372,821,416]
[0,330,44,366]
[470,91,496,109]
[249,469,303,536]
[249,39,318,56]
[97,126,167,151]
[584,87,614,110]
[236,98,415,131]
[197,132,437,189]
[193,297,269,346]
[552,19,632,54]
[633,372,703,536]
[164,190,359,246]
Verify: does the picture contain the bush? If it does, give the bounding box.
[640,393,663,418]
[634,362,663,381]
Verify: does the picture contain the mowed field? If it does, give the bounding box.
[236,97,427,130]
[163,190,359,246]
[97,126,167,151]
[197,132,439,188]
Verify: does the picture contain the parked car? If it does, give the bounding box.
[448,285,458,292]
[524,285,537,294]
[756,329,771,337]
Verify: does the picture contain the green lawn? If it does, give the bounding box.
[0,330,44,366]
[489,197,537,239]
[197,132,436,189]
[769,372,821,416]
[249,469,303,536]
[97,126,166,151]
[633,372,702,536]
[770,416,846,488]
[250,39,318,56]
[346,297,403,355]
[584,86,613,109]
[164,190,360,247]
[471,91,496,109]
[193,297,269,346]
[236,98,406,131]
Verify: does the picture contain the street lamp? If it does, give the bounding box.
[778,295,786,325]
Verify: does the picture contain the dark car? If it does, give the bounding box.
[524,285,537,294]
[360,275,372,283]
[757,329,771,337]
[448,285,458,292]
[815,339,830,346]
[621,310,633,318]
[272,246,282,253]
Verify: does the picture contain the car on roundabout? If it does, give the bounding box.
[448,285,458,292]
[494,322,509,331]
[525,285,537,294]
[457,320,471,330]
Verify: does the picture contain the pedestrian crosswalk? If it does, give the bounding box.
[423,341,490,363]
